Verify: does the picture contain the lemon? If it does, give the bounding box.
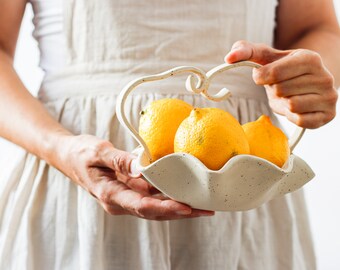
[174,107,250,170]
[242,115,290,167]
[139,98,193,162]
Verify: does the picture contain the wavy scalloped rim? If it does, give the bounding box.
[138,150,295,174]
[135,148,315,211]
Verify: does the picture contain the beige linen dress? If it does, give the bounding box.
[0,0,316,269]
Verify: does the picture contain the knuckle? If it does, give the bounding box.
[295,113,330,129]
[294,49,322,69]
[233,39,248,48]
[290,48,305,58]
[325,89,338,105]
[86,140,112,165]
[259,43,274,58]
[133,204,146,218]
[134,197,152,218]
[135,197,167,219]
[112,153,129,173]
[324,110,336,124]
[295,116,316,129]
[293,115,305,127]
[332,89,339,103]
[96,187,111,204]
[321,74,335,89]
[93,140,111,154]
[273,84,285,97]
[286,98,299,113]
[306,50,322,66]
[267,66,280,82]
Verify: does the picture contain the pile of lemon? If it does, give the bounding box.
[138,98,290,170]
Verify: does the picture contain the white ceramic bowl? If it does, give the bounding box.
[117,61,315,211]
[136,148,314,211]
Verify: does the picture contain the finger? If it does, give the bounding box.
[150,192,171,200]
[225,40,290,65]
[285,110,336,129]
[101,202,214,220]
[282,94,329,114]
[116,171,160,195]
[268,75,325,97]
[253,50,322,85]
[103,207,214,220]
[116,172,156,196]
[102,187,215,219]
[267,94,337,129]
[129,159,142,178]
[153,210,215,221]
[98,179,193,217]
[101,148,141,177]
[148,185,164,195]
[111,184,194,217]
[267,93,318,116]
[267,85,337,114]
[101,203,130,215]
[96,180,216,219]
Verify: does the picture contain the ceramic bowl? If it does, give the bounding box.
[136,148,314,211]
[116,61,315,211]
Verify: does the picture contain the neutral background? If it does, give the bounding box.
[7,1,340,269]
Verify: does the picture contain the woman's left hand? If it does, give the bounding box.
[225,40,338,129]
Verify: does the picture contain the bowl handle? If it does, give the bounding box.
[116,61,305,162]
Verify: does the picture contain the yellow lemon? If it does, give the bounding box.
[139,98,193,162]
[174,107,250,170]
[242,115,290,167]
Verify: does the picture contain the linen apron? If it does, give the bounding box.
[0,0,316,269]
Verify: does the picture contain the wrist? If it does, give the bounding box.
[39,128,74,171]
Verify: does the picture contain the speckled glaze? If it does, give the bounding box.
[136,148,315,211]
[117,61,314,211]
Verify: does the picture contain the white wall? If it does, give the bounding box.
[299,1,340,269]
[11,2,340,270]
[14,4,44,95]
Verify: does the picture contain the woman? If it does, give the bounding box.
[0,0,339,269]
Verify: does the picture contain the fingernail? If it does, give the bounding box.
[224,53,235,63]
[200,211,215,216]
[224,47,241,63]
[224,54,230,63]
[129,159,141,178]
[176,209,192,215]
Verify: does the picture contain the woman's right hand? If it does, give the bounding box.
[55,134,214,220]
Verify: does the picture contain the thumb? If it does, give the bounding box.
[102,148,141,178]
[224,40,291,65]
[129,159,141,178]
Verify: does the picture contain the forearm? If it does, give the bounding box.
[287,27,340,87]
[0,49,73,166]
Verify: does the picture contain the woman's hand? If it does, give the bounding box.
[56,134,214,220]
[225,40,338,129]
